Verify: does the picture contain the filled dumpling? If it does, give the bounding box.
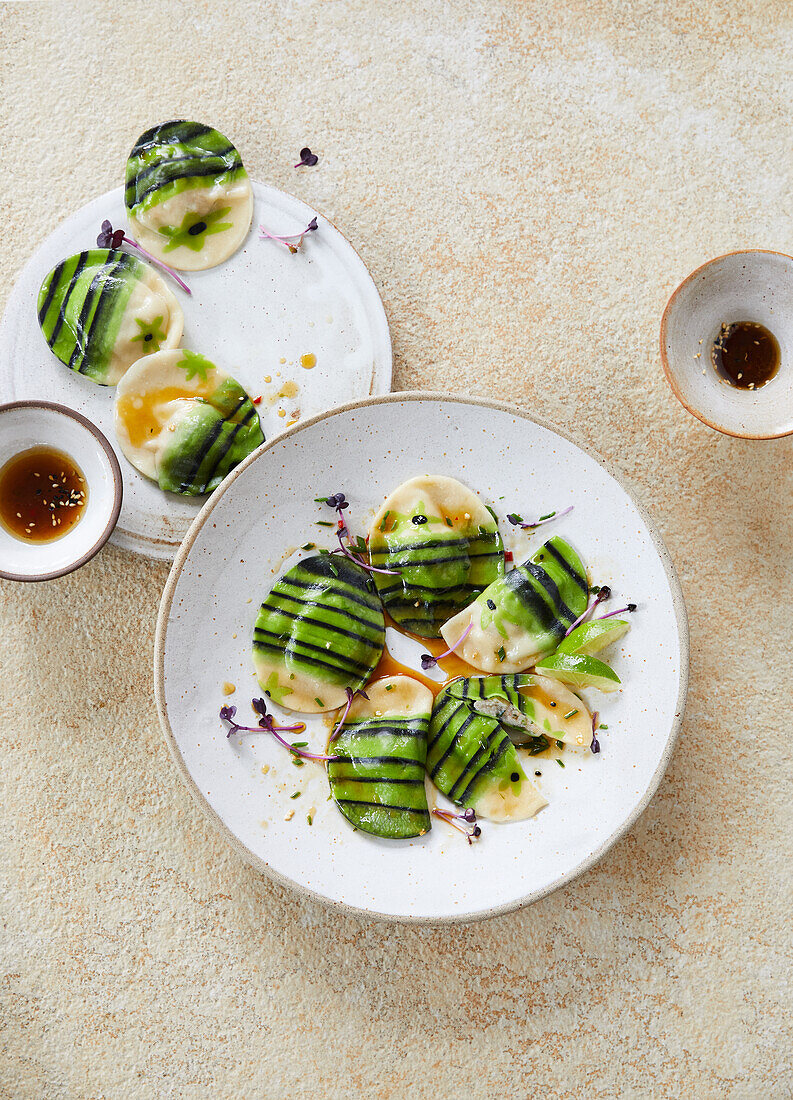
[114,349,263,494]
[37,248,183,385]
[328,676,432,839]
[444,674,592,750]
[252,553,385,713]
[125,120,253,271]
[368,474,504,637]
[428,680,547,822]
[440,535,589,673]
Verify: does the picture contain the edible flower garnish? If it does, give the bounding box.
[328,687,369,743]
[295,146,319,167]
[96,220,191,294]
[432,806,482,844]
[590,710,601,754]
[316,492,399,575]
[220,699,337,762]
[259,216,318,254]
[506,505,573,531]
[420,622,474,670]
[563,585,612,637]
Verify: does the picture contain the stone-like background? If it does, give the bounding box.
[1,1,791,1096]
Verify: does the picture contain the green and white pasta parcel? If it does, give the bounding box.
[368,474,505,637]
[37,248,183,386]
[428,678,547,822]
[444,674,593,750]
[328,677,433,840]
[253,553,386,713]
[114,349,263,495]
[125,120,254,271]
[441,535,589,672]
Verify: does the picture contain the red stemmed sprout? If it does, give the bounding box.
[328,687,369,743]
[432,806,482,844]
[420,622,474,670]
[317,492,399,576]
[260,216,318,253]
[97,220,191,294]
[220,698,337,762]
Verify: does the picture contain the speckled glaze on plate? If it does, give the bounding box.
[155,394,689,923]
[0,182,392,559]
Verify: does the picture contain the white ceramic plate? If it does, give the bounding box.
[0,183,392,559]
[155,394,689,923]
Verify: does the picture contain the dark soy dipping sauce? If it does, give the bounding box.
[711,321,780,390]
[0,446,88,543]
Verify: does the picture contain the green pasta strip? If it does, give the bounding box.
[253,555,385,708]
[37,249,141,384]
[328,715,431,840]
[125,120,247,217]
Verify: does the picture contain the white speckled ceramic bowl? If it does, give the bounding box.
[155,393,689,923]
[660,250,793,438]
[0,401,122,581]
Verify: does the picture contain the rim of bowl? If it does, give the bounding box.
[155,390,690,925]
[0,400,123,582]
[659,248,793,440]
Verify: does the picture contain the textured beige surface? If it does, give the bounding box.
[1,1,792,1096]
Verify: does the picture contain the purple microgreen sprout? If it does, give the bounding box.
[259,216,318,253]
[563,585,612,637]
[319,491,400,576]
[420,623,474,670]
[590,710,601,754]
[295,146,319,167]
[220,699,338,762]
[432,806,482,844]
[593,602,637,621]
[506,505,573,531]
[328,687,369,744]
[96,220,191,294]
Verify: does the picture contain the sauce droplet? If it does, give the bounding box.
[300,353,316,369]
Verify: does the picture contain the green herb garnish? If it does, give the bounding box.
[563,709,579,719]
[290,791,301,799]
[497,646,506,662]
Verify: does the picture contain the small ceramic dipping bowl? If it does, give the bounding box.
[0,401,122,581]
[660,250,793,438]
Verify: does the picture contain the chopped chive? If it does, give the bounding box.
[445,517,453,527]
[307,814,313,825]
[556,759,565,768]
[385,684,394,691]
[563,708,579,719]
[556,740,564,750]
[497,646,506,662]
[290,791,301,799]
[378,510,390,531]
[315,698,324,706]
[300,542,315,551]
[539,511,556,521]
[291,741,308,748]
[599,723,608,730]
[316,521,334,527]
[292,758,305,767]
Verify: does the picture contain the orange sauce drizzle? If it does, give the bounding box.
[117,385,207,447]
[370,617,481,699]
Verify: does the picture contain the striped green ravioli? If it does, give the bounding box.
[440,535,589,673]
[443,673,593,750]
[125,120,253,271]
[252,553,385,713]
[427,680,547,822]
[37,248,183,385]
[114,349,263,495]
[368,474,505,637]
[328,676,432,839]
